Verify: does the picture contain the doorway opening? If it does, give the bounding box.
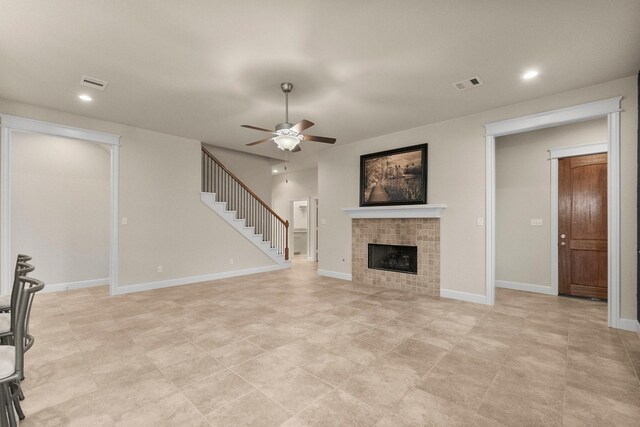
[291,199,310,262]
[495,119,608,302]
[486,97,621,328]
[10,131,111,292]
[1,115,120,295]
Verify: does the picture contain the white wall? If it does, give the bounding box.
[495,119,608,288]
[293,200,308,230]
[202,144,274,205]
[11,132,110,285]
[318,75,637,320]
[0,98,276,292]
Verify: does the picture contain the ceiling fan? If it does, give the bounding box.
[242,82,336,152]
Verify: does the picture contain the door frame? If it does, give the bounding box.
[313,197,319,262]
[0,114,121,295]
[485,97,622,328]
[548,142,608,297]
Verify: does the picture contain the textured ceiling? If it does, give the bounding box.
[1,0,639,167]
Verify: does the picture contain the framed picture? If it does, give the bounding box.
[360,143,428,206]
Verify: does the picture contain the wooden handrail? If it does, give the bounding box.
[201,146,288,227]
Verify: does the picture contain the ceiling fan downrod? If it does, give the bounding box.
[281,82,293,125]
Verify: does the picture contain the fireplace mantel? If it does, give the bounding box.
[342,204,447,219]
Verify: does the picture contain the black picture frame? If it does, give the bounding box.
[359,143,428,207]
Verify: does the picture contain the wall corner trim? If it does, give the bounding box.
[111,264,286,295]
[440,288,488,305]
[317,270,352,281]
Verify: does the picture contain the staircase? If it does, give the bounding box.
[200,147,290,266]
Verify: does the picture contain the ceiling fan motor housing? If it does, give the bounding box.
[275,122,294,132]
[280,82,293,93]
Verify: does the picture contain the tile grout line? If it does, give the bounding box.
[561,327,571,421]
[618,332,640,386]
[26,271,623,426]
[222,354,297,419]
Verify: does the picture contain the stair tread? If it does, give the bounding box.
[201,192,287,266]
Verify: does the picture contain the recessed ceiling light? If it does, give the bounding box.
[272,169,278,173]
[78,94,92,102]
[522,70,539,80]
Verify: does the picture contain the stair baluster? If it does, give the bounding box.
[201,147,289,260]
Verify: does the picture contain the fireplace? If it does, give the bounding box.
[351,218,440,295]
[368,244,417,274]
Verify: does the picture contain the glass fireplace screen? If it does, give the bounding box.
[368,243,417,274]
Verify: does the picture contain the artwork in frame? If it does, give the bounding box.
[360,143,428,206]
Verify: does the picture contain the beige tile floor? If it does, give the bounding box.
[20,260,640,426]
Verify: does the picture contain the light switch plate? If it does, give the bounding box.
[530,218,543,226]
[476,217,484,226]
[121,217,128,225]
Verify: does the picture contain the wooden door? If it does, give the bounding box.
[558,153,607,299]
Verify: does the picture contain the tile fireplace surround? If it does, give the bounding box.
[344,205,445,295]
[351,216,441,295]
[342,204,447,296]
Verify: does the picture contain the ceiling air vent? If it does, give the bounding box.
[453,76,483,91]
[80,75,108,91]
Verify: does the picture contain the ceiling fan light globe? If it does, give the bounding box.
[274,135,300,151]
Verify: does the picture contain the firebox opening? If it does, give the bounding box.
[368,243,418,274]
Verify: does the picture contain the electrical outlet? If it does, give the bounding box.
[321,218,326,225]
[229,258,234,265]
[157,266,163,273]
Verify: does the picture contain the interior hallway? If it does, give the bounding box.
[21,261,640,426]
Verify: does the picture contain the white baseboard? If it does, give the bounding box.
[112,264,288,295]
[495,280,556,295]
[317,269,352,281]
[617,318,640,332]
[43,278,110,293]
[440,288,488,305]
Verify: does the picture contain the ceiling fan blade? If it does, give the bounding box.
[290,119,314,133]
[241,124,274,133]
[302,134,336,144]
[246,137,274,146]
[292,145,302,152]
